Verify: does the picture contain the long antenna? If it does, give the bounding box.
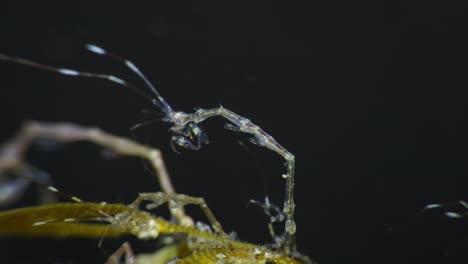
[85,44,174,115]
[0,53,155,104]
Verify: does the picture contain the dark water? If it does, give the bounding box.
[0,1,467,263]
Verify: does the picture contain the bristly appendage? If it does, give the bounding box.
[0,45,298,253]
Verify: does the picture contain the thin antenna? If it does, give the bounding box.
[85,44,173,114]
[1,48,299,253]
[0,53,155,103]
[45,184,83,203]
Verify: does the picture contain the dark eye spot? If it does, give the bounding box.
[266,261,276,264]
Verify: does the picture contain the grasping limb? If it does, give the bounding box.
[0,121,190,225]
[1,47,298,252]
[170,107,297,251]
[130,192,228,238]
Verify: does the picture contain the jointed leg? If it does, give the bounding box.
[172,107,297,251]
[0,121,189,225]
[130,192,227,237]
[105,242,136,264]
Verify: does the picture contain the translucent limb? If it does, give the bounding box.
[170,135,202,152]
[130,192,228,238]
[170,107,297,251]
[105,241,136,264]
[0,121,189,225]
[0,126,57,206]
[1,47,298,252]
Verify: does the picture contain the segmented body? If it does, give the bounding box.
[0,45,310,263]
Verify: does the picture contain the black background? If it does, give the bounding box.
[0,1,467,263]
